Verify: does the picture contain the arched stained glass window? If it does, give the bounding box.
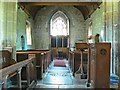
[26,21,32,45]
[50,11,69,36]
[50,11,69,59]
[50,11,69,49]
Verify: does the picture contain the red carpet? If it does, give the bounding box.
[54,60,66,67]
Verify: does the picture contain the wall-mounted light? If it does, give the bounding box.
[18,6,20,9]
[98,6,100,9]
[114,24,118,27]
[89,15,91,18]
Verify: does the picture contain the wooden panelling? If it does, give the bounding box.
[69,50,88,76]
[89,43,111,88]
[51,48,69,59]
[75,43,88,50]
[16,50,51,80]
[0,57,36,89]
[0,50,16,69]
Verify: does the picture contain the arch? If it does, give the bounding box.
[50,10,69,36]
[50,10,70,59]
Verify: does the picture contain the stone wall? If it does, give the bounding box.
[0,1,4,49]
[0,1,17,60]
[34,6,86,49]
[16,6,35,50]
[85,3,104,42]
[118,2,120,88]
[85,2,119,74]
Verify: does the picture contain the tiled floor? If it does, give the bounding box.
[35,59,89,89]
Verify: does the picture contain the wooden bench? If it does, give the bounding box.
[0,50,17,81]
[0,50,16,69]
[88,43,111,88]
[69,50,88,78]
[16,49,51,79]
[0,57,36,89]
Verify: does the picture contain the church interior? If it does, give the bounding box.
[0,0,120,89]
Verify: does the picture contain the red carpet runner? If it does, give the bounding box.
[54,59,66,67]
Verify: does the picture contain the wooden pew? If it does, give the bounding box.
[51,48,69,59]
[16,49,51,79]
[75,43,88,50]
[0,50,17,82]
[69,51,74,74]
[88,43,111,88]
[0,50,16,69]
[69,50,88,78]
[0,57,36,89]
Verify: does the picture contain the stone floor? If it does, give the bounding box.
[34,59,118,89]
[35,60,88,89]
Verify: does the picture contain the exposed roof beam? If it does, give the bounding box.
[18,0,101,2]
[23,2,98,6]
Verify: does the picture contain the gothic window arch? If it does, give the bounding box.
[50,11,69,36]
[50,11,69,48]
[50,11,69,59]
[26,21,32,45]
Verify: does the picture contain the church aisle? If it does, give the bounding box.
[35,59,88,89]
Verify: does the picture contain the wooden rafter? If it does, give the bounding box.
[23,2,98,6]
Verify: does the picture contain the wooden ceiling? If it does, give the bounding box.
[18,2,102,20]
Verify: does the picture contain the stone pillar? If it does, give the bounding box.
[112,2,119,74]
[1,2,17,60]
[104,1,119,74]
[118,1,120,89]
